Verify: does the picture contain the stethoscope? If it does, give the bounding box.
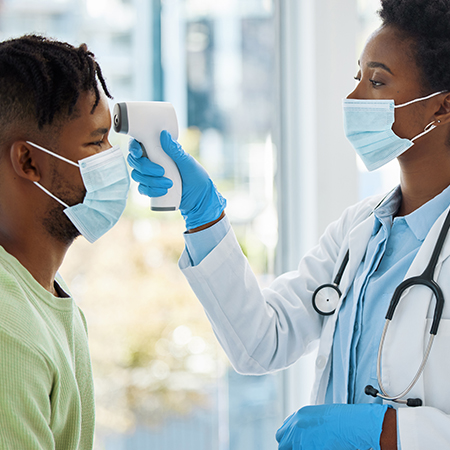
[312,206,449,407]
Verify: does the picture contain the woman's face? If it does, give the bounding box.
[348,25,442,142]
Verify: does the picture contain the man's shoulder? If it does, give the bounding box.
[0,258,30,302]
[0,260,52,346]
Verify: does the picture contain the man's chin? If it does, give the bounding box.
[42,207,82,246]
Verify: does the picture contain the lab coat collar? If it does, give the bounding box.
[373,185,401,216]
[370,184,450,242]
[371,186,401,236]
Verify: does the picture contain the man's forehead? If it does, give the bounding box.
[59,93,111,139]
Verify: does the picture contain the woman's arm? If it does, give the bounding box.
[381,408,397,450]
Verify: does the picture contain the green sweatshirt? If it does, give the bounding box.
[0,246,95,449]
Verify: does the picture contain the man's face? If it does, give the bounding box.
[42,91,112,244]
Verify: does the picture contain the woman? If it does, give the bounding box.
[128,0,450,448]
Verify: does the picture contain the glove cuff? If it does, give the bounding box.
[347,403,390,450]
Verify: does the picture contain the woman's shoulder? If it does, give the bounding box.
[325,192,387,240]
[341,193,386,223]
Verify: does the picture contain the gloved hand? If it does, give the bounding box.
[127,130,226,229]
[276,403,390,450]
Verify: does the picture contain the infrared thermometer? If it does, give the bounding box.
[113,101,181,211]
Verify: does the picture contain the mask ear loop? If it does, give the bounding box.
[395,91,447,109]
[411,120,441,143]
[26,141,79,168]
[33,182,70,208]
[26,141,76,208]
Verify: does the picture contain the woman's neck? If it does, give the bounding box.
[397,141,450,216]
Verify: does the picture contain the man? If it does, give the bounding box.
[0,35,129,448]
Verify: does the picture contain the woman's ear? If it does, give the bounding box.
[434,92,450,125]
[9,141,41,181]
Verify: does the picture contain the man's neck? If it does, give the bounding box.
[0,233,69,296]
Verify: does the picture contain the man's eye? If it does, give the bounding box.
[87,133,108,147]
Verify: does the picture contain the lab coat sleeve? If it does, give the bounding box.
[179,199,372,375]
[398,407,450,450]
[184,215,231,266]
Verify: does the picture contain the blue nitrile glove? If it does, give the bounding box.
[276,403,390,450]
[127,130,226,229]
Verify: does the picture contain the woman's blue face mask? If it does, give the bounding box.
[342,91,445,171]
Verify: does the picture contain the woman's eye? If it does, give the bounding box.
[369,79,383,87]
[353,74,384,87]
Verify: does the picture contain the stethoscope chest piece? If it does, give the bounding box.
[312,284,341,315]
[312,250,349,316]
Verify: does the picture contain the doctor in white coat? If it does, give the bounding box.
[128,0,450,448]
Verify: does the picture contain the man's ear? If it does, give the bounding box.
[9,141,41,182]
[434,93,450,125]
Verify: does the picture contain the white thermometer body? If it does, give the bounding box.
[113,101,181,211]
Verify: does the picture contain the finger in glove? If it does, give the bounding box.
[130,169,173,189]
[127,153,166,176]
[128,139,144,158]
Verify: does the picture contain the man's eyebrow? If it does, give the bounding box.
[90,127,109,136]
[357,59,393,75]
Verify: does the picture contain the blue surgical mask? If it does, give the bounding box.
[343,91,444,171]
[27,141,130,243]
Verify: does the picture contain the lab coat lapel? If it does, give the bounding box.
[340,213,375,300]
[321,212,374,344]
[381,206,450,403]
[313,213,375,403]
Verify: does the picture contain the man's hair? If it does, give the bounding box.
[0,34,112,135]
[379,0,450,92]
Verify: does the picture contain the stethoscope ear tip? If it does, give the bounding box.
[406,398,423,407]
[364,385,379,398]
[364,385,423,407]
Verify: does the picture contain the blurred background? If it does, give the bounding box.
[0,0,399,448]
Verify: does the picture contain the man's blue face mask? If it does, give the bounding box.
[343,91,445,171]
[27,142,130,243]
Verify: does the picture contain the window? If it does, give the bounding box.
[0,0,282,448]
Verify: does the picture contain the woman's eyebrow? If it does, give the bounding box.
[358,59,394,75]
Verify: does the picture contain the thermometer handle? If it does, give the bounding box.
[139,140,182,211]
[113,101,181,211]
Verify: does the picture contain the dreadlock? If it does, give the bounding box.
[0,34,112,132]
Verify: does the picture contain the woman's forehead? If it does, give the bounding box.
[360,26,415,74]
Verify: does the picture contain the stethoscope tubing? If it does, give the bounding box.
[376,320,435,403]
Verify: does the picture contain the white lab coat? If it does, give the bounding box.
[179,194,450,450]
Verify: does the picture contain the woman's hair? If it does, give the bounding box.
[0,34,112,131]
[379,0,450,92]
